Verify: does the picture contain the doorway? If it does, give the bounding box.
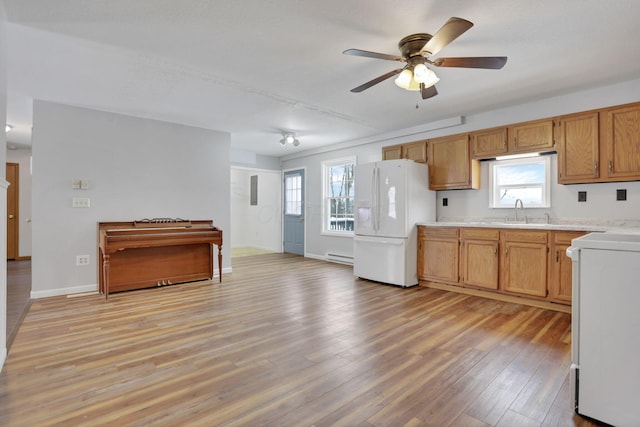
[6,159,32,349]
[283,168,305,255]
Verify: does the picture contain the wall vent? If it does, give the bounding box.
[326,253,354,265]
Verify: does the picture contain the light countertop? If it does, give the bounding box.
[418,221,640,233]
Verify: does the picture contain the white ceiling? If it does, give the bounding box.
[4,0,640,157]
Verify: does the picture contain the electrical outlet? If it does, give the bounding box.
[443,197,448,207]
[76,255,90,266]
[578,191,587,202]
[72,197,90,208]
[617,189,627,201]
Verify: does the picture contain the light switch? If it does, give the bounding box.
[80,180,89,189]
[72,179,81,189]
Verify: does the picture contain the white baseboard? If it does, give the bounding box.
[0,347,6,373]
[31,284,98,299]
[305,253,354,266]
[30,268,233,299]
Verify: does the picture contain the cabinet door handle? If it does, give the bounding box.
[556,250,559,262]
[594,160,598,174]
[609,160,613,173]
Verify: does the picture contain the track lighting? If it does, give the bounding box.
[280,132,300,147]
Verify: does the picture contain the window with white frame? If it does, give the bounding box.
[284,173,302,215]
[322,157,355,234]
[489,154,551,208]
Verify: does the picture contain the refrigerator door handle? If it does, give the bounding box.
[373,166,380,232]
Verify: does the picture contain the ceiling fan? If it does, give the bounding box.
[343,17,507,100]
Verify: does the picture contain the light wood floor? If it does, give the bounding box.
[0,254,600,426]
[6,260,31,349]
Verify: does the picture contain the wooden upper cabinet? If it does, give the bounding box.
[382,145,403,160]
[604,103,640,180]
[470,127,508,159]
[556,112,600,184]
[427,133,479,190]
[382,140,427,163]
[508,119,555,154]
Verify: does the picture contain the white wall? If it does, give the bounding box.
[281,77,640,261]
[281,141,384,260]
[6,148,32,257]
[230,167,282,252]
[231,148,280,170]
[0,0,8,370]
[438,155,640,225]
[31,101,231,298]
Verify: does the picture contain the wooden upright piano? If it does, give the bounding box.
[98,219,222,299]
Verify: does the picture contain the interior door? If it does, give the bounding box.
[283,169,304,255]
[6,162,19,260]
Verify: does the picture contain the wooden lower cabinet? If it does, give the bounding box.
[419,226,586,309]
[461,228,499,290]
[501,230,548,298]
[418,227,459,284]
[549,231,586,304]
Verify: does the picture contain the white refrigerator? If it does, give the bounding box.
[567,232,640,427]
[353,159,435,287]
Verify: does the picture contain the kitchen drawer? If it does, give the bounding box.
[420,226,459,239]
[501,229,548,243]
[552,230,587,245]
[461,228,500,240]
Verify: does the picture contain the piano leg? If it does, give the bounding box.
[103,254,110,301]
[218,244,223,283]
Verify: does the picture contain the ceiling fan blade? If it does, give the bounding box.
[433,56,507,69]
[343,48,402,62]
[421,84,438,100]
[422,17,474,56]
[350,68,403,93]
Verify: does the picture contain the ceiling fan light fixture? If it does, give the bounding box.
[406,78,421,91]
[280,132,300,147]
[394,69,413,89]
[413,64,439,87]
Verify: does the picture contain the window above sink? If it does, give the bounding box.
[489,154,551,208]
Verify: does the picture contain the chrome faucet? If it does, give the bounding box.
[514,199,525,222]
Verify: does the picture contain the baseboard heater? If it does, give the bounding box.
[326,253,354,265]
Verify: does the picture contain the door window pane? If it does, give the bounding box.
[285,174,302,215]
